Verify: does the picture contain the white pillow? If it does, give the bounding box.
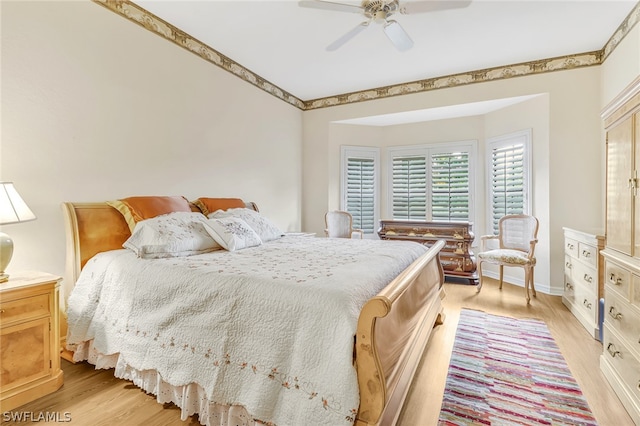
[204,217,262,251]
[209,208,283,242]
[123,212,221,258]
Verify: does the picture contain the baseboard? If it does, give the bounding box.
[481,271,559,296]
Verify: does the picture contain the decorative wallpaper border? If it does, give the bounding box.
[96,0,639,111]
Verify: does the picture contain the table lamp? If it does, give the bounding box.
[0,182,36,282]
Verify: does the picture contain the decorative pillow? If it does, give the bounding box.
[209,208,283,242]
[107,196,193,232]
[192,198,246,216]
[203,217,262,251]
[123,212,221,258]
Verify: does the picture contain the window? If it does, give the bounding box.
[341,146,379,235]
[487,130,532,234]
[388,142,476,223]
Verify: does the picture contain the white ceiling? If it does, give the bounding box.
[133,0,637,101]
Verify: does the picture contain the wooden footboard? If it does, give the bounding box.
[355,240,445,426]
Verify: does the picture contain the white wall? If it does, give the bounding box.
[602,24,640,107]
[0,1,303,300]
[303,68,604,296]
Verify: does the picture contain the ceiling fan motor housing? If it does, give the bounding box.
[363,0,399,21]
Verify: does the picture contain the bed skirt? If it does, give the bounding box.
[73,341,259,426]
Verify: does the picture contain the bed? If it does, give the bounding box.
[61,198,445,426]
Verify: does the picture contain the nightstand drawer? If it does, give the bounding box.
[0,293,50,325]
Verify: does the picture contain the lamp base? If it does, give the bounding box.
[0,231,14,283]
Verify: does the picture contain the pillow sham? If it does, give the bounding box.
[107,195,193,232]
[209,208,283,242]
[192,197,246,216]
[204,217,262,251]
[123,212,221,258]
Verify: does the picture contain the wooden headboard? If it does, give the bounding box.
[61,201,259,284]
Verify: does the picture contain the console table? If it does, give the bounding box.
[378,220,478,285]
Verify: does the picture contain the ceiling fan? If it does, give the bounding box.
[299,0,472,52]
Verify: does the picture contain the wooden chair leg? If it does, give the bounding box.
[530,267,536,297]
[476,261,483,293]
[524,268,531,304]
[499,265,504,289]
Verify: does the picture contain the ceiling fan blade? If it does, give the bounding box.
[298,0,364,14]
[327,21,369,51]
[383,20,413,52]
[400,0,472,15]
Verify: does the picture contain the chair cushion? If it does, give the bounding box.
[477,249,535,265]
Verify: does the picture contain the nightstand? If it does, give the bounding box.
[0,271,63,411]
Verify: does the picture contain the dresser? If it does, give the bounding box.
[601,75,640,425]
[0,271,63,411]
[378,220,477,284]
[562,228,605,340]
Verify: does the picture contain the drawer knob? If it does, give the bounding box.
[582,299,592,309]
[567,243,574,250]
[565,261,572,269]
[565,282,573,290]
[583,274,593,283]
[606,343,621,358]
[609,306,623,320]
[582,250,591,257]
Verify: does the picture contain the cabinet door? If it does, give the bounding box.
[607,115,634,255]
[635,111,640,257]
[0,318,51,391]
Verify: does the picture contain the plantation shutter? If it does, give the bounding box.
[346,157,376,234]
[392,156,427,220]
[490,143,525,233]
[431,152,470,222]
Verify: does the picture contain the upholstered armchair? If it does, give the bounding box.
[324,210,364,239]
[476,214,539,303]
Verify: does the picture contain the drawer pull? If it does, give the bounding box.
[583,274,593,283]
[582,250,591,258]
[582,299,592,309]
[608,306,622,320]
[609,273,623,286]
[606,343,621,358]
[565,261,572,269]
[565,282,573,291]
[567,243,574,250]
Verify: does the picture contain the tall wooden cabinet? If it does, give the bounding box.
[601,75,640,425]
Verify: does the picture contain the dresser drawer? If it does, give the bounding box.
[578,242,598,267]
[574,282,598,325]
[605,289,640,354]
[0,293,50,325]
[565,237,579,257]
[606,260,631,298]
[603,325,640,403]
[572,261,598,294]
[564,254,574,276]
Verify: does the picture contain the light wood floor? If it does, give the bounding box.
[398,277,634,426]
[4,278,634,425]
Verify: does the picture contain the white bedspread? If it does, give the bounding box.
[66,236,428,426]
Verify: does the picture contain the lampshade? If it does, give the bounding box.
[0,182,36,283]
[0,182,36,225]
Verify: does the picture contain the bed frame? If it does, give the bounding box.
[61,201,446,426]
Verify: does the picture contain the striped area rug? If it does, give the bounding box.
[438,309,597,425]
